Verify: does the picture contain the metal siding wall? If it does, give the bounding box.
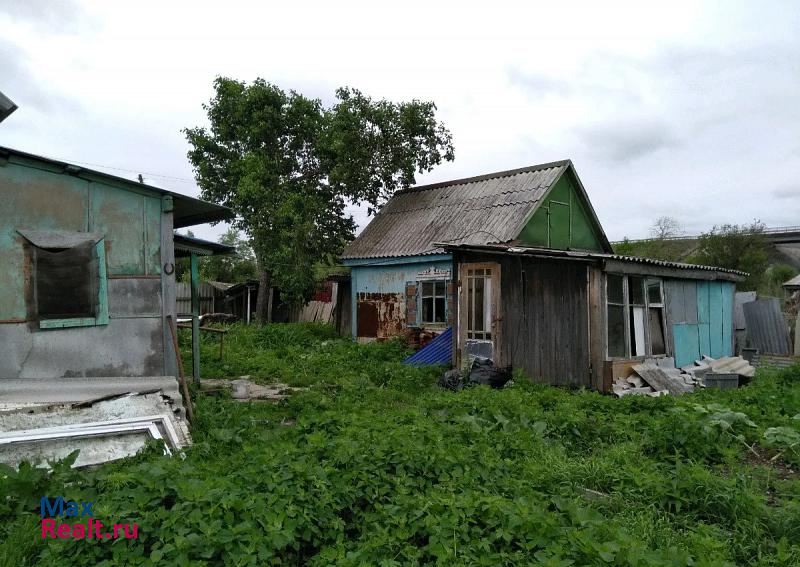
[176,282,216,315]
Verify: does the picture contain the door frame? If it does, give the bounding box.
[457,261,502,368]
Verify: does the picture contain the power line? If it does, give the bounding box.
[37,153,197,183]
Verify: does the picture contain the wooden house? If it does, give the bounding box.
[342,160,743,391]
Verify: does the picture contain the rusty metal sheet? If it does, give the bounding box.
[356,292,405,339]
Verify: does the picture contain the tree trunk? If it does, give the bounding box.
[255,268,272,324]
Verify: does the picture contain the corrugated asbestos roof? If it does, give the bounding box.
[403,327,453,366]
[341,161,571,259]
[441,243,748,279]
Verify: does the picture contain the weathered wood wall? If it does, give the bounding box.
[454,251,592,387]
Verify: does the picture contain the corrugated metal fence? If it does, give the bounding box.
[176,282,217,315]
[742,298,792,355]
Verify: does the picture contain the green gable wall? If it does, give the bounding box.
[517,172,605,252]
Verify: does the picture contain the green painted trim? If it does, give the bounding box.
[162,195,173,212]
[37,239,109,330]
[95,239,109,325]
[39,317,98,329]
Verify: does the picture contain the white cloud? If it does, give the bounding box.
[0,0,797,242]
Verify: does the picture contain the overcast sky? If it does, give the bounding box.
[1,0,797,243]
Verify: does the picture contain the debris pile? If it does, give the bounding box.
[0,385,190,469]
[613,355,755,397]
[199,377,306,402]
[437,358,513,391]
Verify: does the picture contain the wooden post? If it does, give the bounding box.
[190,252,200,382]
[160,196,178,377]
[167,315,194,424]
[246,285,251,325]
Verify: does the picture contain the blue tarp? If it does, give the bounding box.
[403,327,452,366]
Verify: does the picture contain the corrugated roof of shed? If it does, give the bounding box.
[440,243,748,280]
[341,161,572,259]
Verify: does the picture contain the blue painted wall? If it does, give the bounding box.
[671,280,735,367]
[343,254,452,338]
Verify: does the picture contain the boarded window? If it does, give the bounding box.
[33,241,98,320]
[420,280,447,324]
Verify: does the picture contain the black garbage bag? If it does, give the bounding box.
[438,369,463,391]
[468,358,512,389]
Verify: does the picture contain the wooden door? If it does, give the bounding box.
[458,262,501,368]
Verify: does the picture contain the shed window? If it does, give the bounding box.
[34,242,98,319]
[606,274,666,358]
[467,268,492,340]
[29,239,109,329]
[606,274,626,357]
[420,280,447,324]
[647,280,666,355]
[628,276,646,356]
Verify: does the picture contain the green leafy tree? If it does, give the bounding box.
[200,228,258,283]
[760,264,797,298]
[691,221,769,291]
[614,217,689,261]
[185,78,454,321]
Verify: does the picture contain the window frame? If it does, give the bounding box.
[465,267,493,340]
[418,278,448,326]
[605,273,667,359]
[35,239,109,330]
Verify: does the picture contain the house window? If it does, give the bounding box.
[420,280,447,324]
[606,274,666,358]
[466,268,492,340]
[30,239,109,329]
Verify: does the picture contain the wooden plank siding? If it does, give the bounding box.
[454,251,592,387]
